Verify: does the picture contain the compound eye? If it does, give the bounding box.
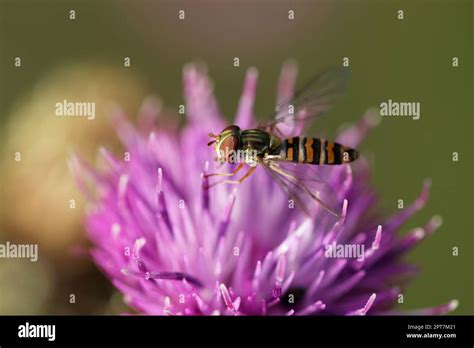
[221,125,240,133]
[219,134,239,161]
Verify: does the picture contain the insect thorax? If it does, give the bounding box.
[240,129,277,155]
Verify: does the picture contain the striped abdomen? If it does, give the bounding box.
[279,137,359,165]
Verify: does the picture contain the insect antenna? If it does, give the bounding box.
[207,132,218,146]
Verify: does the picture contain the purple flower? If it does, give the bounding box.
[71,62,458,315]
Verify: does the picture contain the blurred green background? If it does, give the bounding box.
[0,0,472,314]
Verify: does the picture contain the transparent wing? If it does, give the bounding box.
[258,67,349,136]
[260,158,343,220]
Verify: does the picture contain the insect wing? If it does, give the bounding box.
[261,158,342,220]
[259,68,349,136]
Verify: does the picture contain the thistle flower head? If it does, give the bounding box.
[71,62,457,315]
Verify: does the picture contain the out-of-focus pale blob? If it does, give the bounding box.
[0,259,54,314]
[1,64,148,269]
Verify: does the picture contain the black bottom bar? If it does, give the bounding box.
[0,315,472,346]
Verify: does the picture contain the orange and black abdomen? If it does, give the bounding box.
[279,137,359,165]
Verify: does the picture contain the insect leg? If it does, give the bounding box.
[204,163,244,178]
[204,166,256,189]
[264,154,283,161]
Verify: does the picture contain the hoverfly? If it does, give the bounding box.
[205,67,358,218]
